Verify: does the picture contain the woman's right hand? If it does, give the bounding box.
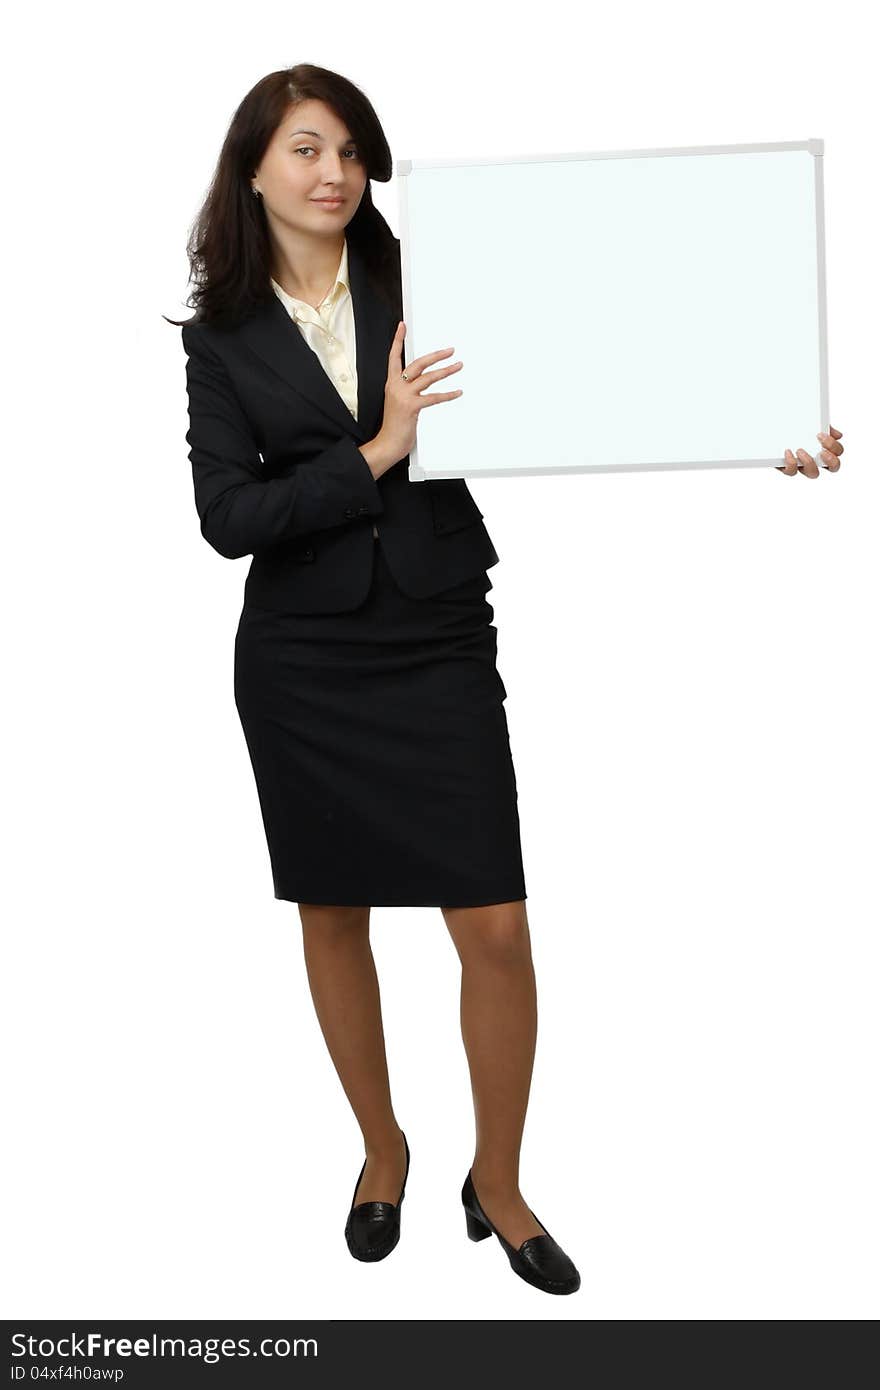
[372,323,463,472]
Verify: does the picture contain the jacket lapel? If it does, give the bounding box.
[235,238,395,445]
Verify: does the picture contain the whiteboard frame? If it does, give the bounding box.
[396,138,829,481]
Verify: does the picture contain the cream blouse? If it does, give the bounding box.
[270,238,379,539]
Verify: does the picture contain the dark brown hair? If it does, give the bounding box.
[165,64,402,330]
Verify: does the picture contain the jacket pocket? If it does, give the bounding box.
[260,539,316,565]
[427,479,484,535]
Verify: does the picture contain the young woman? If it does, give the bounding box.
[172,63,843,1299]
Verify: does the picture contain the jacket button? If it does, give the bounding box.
[356,506,368,516]
[304,548,314,559]
[343,506,355,518]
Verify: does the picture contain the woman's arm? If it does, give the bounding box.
[182,324,387,559]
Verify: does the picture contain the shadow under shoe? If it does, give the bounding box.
[461,1169,581,1295]
[345,1131,411,1262]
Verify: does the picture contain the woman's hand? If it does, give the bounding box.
[374,323,463,465]
[776,425,844,477]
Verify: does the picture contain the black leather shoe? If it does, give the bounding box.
[344,1131,410,1262]
[461,1169,581,1295]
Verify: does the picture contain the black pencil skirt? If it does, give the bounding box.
[232,537,527,908]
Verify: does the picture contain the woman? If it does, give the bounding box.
[171,64,844,1299]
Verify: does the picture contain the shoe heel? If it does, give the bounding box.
[465,1208,492,1242]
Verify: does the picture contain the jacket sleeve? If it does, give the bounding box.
[181,323,385,560]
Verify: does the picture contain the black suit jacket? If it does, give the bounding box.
[181,238,499,613]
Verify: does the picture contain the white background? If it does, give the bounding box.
[3,0,877,1322]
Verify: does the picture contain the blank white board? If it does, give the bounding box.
[396,139,829,480]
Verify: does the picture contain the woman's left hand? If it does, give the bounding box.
[777,425,844,477]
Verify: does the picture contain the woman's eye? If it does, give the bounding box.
[294,147,359,158]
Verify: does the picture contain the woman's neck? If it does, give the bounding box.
[271,232,345,304]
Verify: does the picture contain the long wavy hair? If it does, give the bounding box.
[165,64,402,331]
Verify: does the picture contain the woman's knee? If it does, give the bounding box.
[298,903,371,946]
[442,900,531,967]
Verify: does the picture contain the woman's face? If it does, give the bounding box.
[251,98,368,230]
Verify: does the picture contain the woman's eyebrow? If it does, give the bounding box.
[288,128,356,142]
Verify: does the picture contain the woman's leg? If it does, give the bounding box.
[298,903,407,1204]
[442,899,546,1248]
